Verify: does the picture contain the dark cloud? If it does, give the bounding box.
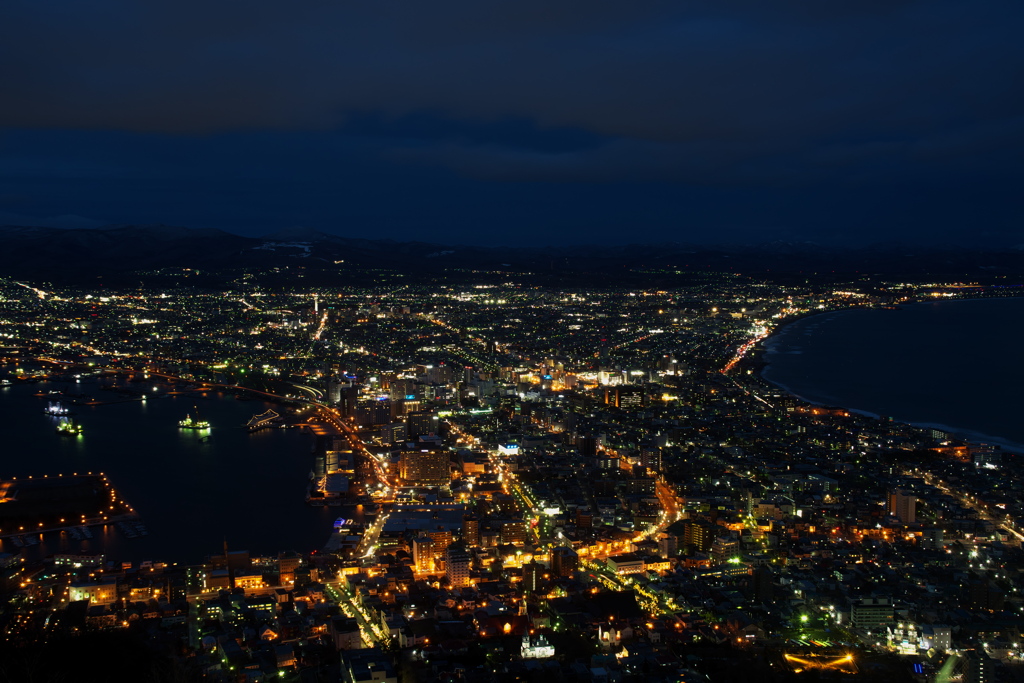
[4,1,1021,139]
[1,0,1022,244]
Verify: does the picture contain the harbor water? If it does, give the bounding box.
[0,377,336,565]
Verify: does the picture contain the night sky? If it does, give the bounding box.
[2,1,1022,246]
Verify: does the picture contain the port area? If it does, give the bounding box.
[0,473,138,539]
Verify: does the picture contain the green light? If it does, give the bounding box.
[800,614,809,623]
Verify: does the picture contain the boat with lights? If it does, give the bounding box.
[56,417,84,436]
[179,406,210,430]
[44,401,71,416]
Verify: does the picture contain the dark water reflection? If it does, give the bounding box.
[0,378,336,565]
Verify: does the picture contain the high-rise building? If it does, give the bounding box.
[446,543,472,588]
[965,650,994,683]
[499,520,528,546]
[412,536,434,573]
[278,552,302,585]
[523,560,544,592]
[682,520,716,553]
[399,450,450,485]
[407,412,440,438]
[551,546,578,578]
[381,422,408,445]
[751,565,775,604]
[327,378,343,405]
[426,530,453,556]
[579,435,604,456]
[576,509,593,528]
[356,398,391,426]
[888,489,916,523]
[850,597,893,630]
[389,378,416,401]
[658,354,678,374]
[338,386,359,417]
[614,387,646,408]
[462,515,481,547]
[640,447,662,471]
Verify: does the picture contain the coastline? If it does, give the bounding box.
[750,296,1024,456]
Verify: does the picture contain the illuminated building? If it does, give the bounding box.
[357,399,392,427]
[407,412,440,437]
[426,529,453,554]
[53,553,104,569]
[658,353,679,374]
[523,560,544,592]
[330,617,363,651]
[498,519,528,546]
[521,633,555,659]
[681,520,716,553]
[887,489,916,523]
[965,650,994,683]
[412,536,434,572]
[639,447,662,471]
[446,542,471,587]
[399,450,450,485]
[850,597,893,630]
[68,580,118,605]
[887,621,921,654]
[395,398,421,416]
[327,378,343,405]
[462,514,481,547]
[381,422,407,445]
[337,385,359,417]
[607,553,645,575]
[234,572,265,590]
[278,552,302,584]
[605,386,646,409]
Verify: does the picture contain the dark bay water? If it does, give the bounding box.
[762,296,1024,453]
[0,379,336,565]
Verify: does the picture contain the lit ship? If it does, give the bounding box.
[56,418,83,436]
[44,402,70,416]
[179,406,210,430]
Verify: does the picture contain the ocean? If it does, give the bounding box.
[761,296,1024,453]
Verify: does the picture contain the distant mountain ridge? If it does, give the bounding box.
[2,223,1023,285]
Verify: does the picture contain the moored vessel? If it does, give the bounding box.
[179,405,210,430]
[56,417,84,436]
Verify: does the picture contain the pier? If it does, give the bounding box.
[0,473,139,539]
